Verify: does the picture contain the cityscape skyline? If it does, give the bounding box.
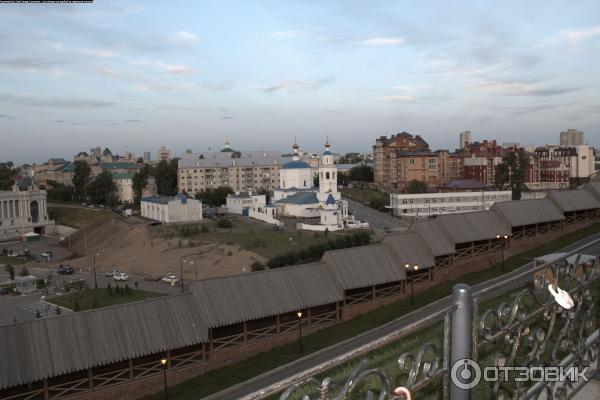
[1,1,600,163]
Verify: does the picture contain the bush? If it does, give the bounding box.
[217,219,233,229]
[73,300,80,311]
[56,305,61,315]
[107,283,113,296]
[124,284,132,295]
[250,261,266,272]
[200,224,210,233]
[91,297,98,308]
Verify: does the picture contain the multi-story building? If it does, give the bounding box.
[459,131,472,149]
[436,150,463,185]
[178,143,286,194]
[389,190,511,219]
[157,146,171,162]
[143,151,152,163]
[534,144,595,186]
[373,132,430,191]
[560,129,584,146]
[462,140,505,186]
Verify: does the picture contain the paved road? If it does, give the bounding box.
[346,199,409,235]
[204,232,600,400]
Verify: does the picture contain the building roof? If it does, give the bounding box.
[410,219,455,256]
[584,182,600,200]
[99,162,139,170]
[321,244,406,290]
[178,151,285,169]
[325,193,336,205]
[383,232,436,269]
[323,150,332,156]
[434,211,511,244]
[48,158,67,164]
[281,160,311,169]
[112,173,134,180]
[141,195,173,205]
[190,263,342,328]
[0,295,208,390]
[14,176,36,192]
[491,198,564,227]
[277,191,319,205]
[547,189,600,212]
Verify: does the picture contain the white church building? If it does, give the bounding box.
[250,141,366,231]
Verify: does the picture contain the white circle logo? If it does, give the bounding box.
[450,358,481,389]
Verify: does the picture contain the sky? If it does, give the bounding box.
[0,0,599,164]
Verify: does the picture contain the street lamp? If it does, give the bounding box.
[296,311,303,352]
[496,235,509,271]
[160,357,168,400]
[404,264,417,305]
[93,252,100,289]
[289,237,296,265]
[179,257,185,293]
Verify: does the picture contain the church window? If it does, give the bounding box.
[326,172,330,179]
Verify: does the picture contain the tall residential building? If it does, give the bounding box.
[143,151,152,162]
[560,129,584,146]
[373,132,430,191]
[459,131,472,149]
[157,146,171,162]
[178,142,286,194]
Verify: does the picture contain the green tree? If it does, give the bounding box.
[406,179,428,194]
[495,149,530,200]
[5,264,15,281]
[250,261,266,272]
[0,162,17,190]
[195,187,234,207]
[72,161,91,201]
[55,305,61,315]
[155,159,178,195]
[104,192,119,208]
[132,164,151,202]
[349,165,374,182]
[85,171,115,205]
[337,171,349,186]
[46,180,75,202]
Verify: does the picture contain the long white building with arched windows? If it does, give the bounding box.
[0,177,56,241]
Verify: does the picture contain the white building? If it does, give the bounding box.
[157,146,171,162]
[113,173,134,204]
[225,192,266,215]
[459,131,472,149]
[390,190,512,219]
[0,177,56,241]
[141,194,202,223]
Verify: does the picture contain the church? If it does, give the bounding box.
[250,140,360,231]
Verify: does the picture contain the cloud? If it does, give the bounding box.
[169,31,199,45]
[269,30,303,39]
[359,37,405,46]
[221,116,233,120]
[379,95,416,103]
[543,26,600,45]
[158,62,193,74]
[0,56,63,71]
[0,94,115,109]
[0,114,14,119]
[473,79,581,97]
[393,85,431,91]
[83,49,117,58]
[263,78,331,93]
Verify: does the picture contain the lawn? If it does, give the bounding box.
[48,206,120,228]
[341,187,388,210]
[142,222,600,400]
[48,287,165,311]
[0,255,28,265]
[152,217,354,259]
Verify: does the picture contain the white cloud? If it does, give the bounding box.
[263,79,330,93]
[393,85,431,91]
[169,31,199,45]
[360,37,405,46]
[269,30,302,39]
[379,95,416,102]
[158,62,193,75]
[543,26,600,45]
[83,49,117,58]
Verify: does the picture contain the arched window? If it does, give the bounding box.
[303,180,306,187]
[30,201,39,223]
[326,172,330,179]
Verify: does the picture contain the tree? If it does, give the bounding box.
[46,180,75,202]
[195,187,234,207]
[132,164,150,202]
[349,165,374,182]
[84,171,115,205]
[0,162,17,190]
[250,261,266,272]
[406,180,428,194]
[5,264,15,281]
[495,149,530,200]
[104,192,119,208]
[155,159,178,195]
[337,171,349,186]
[72,161,91,201]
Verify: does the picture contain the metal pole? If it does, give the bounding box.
[501,246,505,271]
[93,254,98,290]
[450,284,473,400]
[298,317,303,352]
[410,281,414,305]
[180,258,184,293]
[162,365,169,400]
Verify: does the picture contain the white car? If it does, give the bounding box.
[161,274,179,284]
[113,273,129,281]
[104,269,119,277]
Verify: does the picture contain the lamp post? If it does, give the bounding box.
[496,235,508,271]
[93,252,100,289]
[289,237,296,265]
[296,311,303,352]
[160,357,168,400]
[179,257,184,293]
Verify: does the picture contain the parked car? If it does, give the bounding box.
[0,287,11,295]
[104,269,119,277]
[161,274,179,284]
[113,273,129,281]
[383,226,392,233]
[143,273,162,281]
[41,250,53,258]
[57,264,74,275]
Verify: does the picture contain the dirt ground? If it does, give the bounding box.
[55,218,265,280]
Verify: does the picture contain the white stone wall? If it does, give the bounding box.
[0,190,55,240]
[226,194,266,214]
[114,178,134,204]
[279,167,313,190]
[249,206,284,226]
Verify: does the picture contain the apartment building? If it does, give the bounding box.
[560,129,584,146]
[178,148,286,194]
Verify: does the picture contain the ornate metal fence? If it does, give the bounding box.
[250,248,599,400]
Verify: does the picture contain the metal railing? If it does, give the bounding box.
[252,246,599,400]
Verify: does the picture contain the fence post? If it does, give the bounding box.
[450,284,473,400]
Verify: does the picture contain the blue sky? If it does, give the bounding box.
[0,0,599,163]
